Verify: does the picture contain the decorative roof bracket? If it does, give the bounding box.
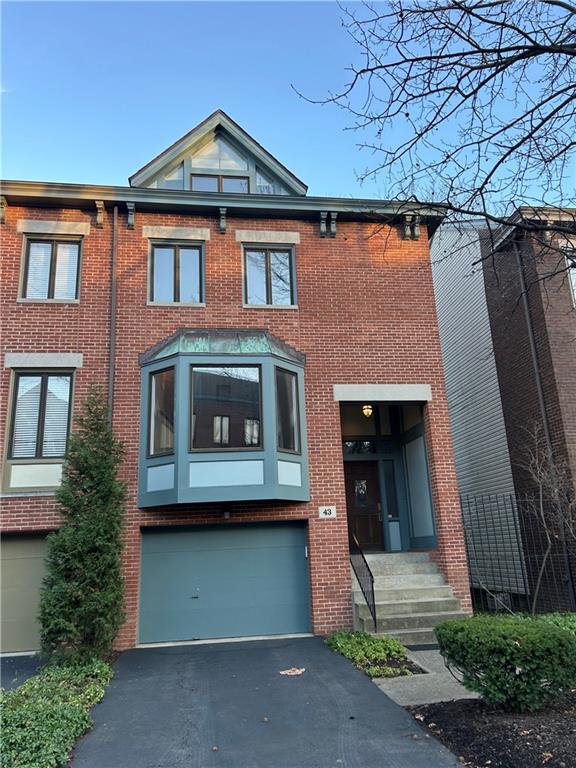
[126,202,135,229]
[403,213,420,239]
[219,207,227,234]
[329,211,338,237]
[319,211,328,238]
[0,196,6,225]
[403,214,413,239]
[95,200,105,227]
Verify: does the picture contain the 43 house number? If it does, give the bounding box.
[318,506,337,519]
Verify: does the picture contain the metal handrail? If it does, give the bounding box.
[349,534,377,632]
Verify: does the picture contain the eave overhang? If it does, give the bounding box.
[490,206,576,252]
[1,180,446,235]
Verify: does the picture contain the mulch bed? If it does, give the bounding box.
[408,692,576,768]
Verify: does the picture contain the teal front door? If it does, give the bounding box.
[139,523,311,644]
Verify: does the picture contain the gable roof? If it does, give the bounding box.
[128,110,308,195]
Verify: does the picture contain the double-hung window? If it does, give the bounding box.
[244,247,295,306]
[23,239,80,300]
[150,243,203,304]
[9,372,73,459]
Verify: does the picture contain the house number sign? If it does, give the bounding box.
[318,506,337,519]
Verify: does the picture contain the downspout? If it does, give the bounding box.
[108,205,118,422]
[513,239,576,610]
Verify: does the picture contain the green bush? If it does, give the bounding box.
[327,630,412,678]
[435,615,576,712]
[534,612,576,636]
[1,657,112,768]
[39,387,126,660]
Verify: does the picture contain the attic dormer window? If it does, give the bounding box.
[191,136,248,171]
[161,163,184,190]
[191,175,249,193]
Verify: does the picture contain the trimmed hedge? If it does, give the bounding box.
[327,630,413,678]
[533,612,576,637]
[0,658,112,768]
[435,615,576,712]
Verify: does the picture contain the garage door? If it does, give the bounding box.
[139,524,311,644]
[1,536,47,653]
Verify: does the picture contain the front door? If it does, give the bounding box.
[344,461,384,551]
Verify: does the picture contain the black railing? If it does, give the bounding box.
[350,535,377,631]
[461,493,576,614]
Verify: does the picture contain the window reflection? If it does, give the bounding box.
[150,368,175,455]
[276,368,299,452]
[191,366,261,450]
[245,248,294,305]
[343,440,376,455]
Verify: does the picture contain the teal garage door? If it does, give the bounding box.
[139,524,311,644]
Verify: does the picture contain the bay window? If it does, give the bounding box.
[139,329,308,506]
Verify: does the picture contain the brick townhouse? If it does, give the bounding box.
[0,110,470,653]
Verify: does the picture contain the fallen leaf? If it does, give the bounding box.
[279,667,305,676]
[542,753,553,763]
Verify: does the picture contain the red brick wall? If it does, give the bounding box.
[483,235,576,610]
[1,203,471,648]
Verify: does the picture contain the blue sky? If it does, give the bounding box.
[2,2,389,198]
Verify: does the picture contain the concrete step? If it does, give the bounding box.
[364,552,431,565]
[362,560,440,576]
[354,586,455,601]
[367,611,466,633]
[382,628,440,646]
[355,597,462,618]
[371,574,446,588]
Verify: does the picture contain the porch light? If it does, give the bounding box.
[362,404,373,418]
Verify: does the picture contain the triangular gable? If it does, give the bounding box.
[129,110,307,196]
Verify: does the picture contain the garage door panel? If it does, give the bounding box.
[139,524,311,644]
[1,536,47,653]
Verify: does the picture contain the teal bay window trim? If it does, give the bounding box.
[138,330,309,507]
[148,240,205,305]
[148,366,175,458]
[276,367,301,455]
[243,245,297,307]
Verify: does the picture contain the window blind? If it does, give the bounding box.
[11,376,42,458]
[42,376,71,456]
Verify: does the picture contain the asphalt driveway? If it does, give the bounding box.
[0,654,42,691]
[73,637,459,768]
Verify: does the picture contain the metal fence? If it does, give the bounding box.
[461,493,576,613]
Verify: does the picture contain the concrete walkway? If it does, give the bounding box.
[375,649,480,706]
[73,637,460,768]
